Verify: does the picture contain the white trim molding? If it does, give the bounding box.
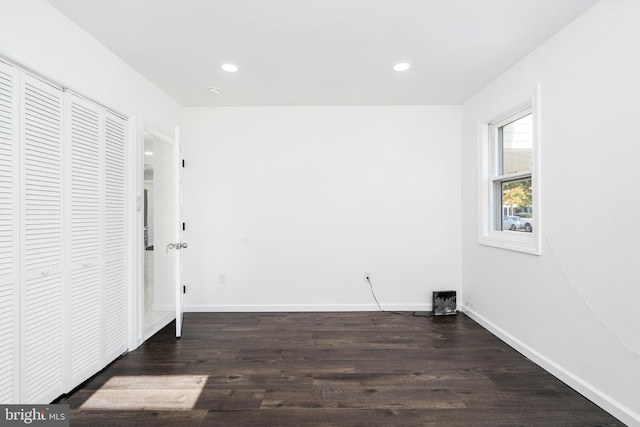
[477,83,541,255]
[186,303,433,313]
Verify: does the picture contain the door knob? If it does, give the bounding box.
[166,242,188,253]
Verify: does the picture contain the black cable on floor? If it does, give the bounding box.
[366,277,432,318]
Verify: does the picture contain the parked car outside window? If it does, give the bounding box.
[502,216,521,231]
[502,215,533,232]
[520,217,533,232]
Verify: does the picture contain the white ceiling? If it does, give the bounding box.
[46,0,598,107]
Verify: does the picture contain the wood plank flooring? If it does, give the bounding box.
[58,312,623,426]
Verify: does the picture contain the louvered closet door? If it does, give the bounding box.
[103,112,127,361]
[0,61,19,404]
[20,74,64,404]
[65,94,103,388]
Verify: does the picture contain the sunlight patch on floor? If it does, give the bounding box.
[80,375,208,410]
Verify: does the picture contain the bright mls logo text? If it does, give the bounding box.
[3,406,67,425]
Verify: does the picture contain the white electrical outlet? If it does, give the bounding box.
[364,271,372,283]
[218,273,226,285]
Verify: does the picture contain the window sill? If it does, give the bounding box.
[479,230,541,255]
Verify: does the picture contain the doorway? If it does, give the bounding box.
[143,127,177,339]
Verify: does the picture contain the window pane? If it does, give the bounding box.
[501,113,532,175]
[501,178,533,232]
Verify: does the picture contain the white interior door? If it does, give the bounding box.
[65,93,103,388]
[20,72,65,403]
[174,127,184,338]
[143,127,182,339]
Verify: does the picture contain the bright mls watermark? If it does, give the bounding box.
[1,405,69,426]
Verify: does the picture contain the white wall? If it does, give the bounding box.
[461,2,640,425]
[0,0,182,135]
[183,106,461,311]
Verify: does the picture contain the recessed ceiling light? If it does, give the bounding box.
[393,62,411,72]
[207,86,222,95]
[221,63,238,72]
[144,151,153,156]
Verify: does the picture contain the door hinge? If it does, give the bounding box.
[183,285,186,294]
[182,222,186,231]
[182,159,185,168]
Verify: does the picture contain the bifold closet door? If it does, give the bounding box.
[65,95,128,390]
[20,73,64,403]
[103,111,127,362]
[64,94,103,389]
[0,61,19,404]
[0,62,129,403]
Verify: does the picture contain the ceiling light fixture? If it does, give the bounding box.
[393,62,411,72]
[221,63,238,72]
[144,151,153,156]
[207,86,222,95]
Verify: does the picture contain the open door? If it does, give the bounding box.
[142,126,185,339]
[173,127,185,338]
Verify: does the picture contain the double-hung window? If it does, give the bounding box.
[478,84,540,254]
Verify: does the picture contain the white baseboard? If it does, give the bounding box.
[185,303,432,313]
[465,308,640,427]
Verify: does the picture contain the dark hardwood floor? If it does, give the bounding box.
[58,312,623,426]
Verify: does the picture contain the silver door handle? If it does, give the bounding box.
[166,242,188,253]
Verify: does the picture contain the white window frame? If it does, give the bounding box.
[477,83,541,255]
